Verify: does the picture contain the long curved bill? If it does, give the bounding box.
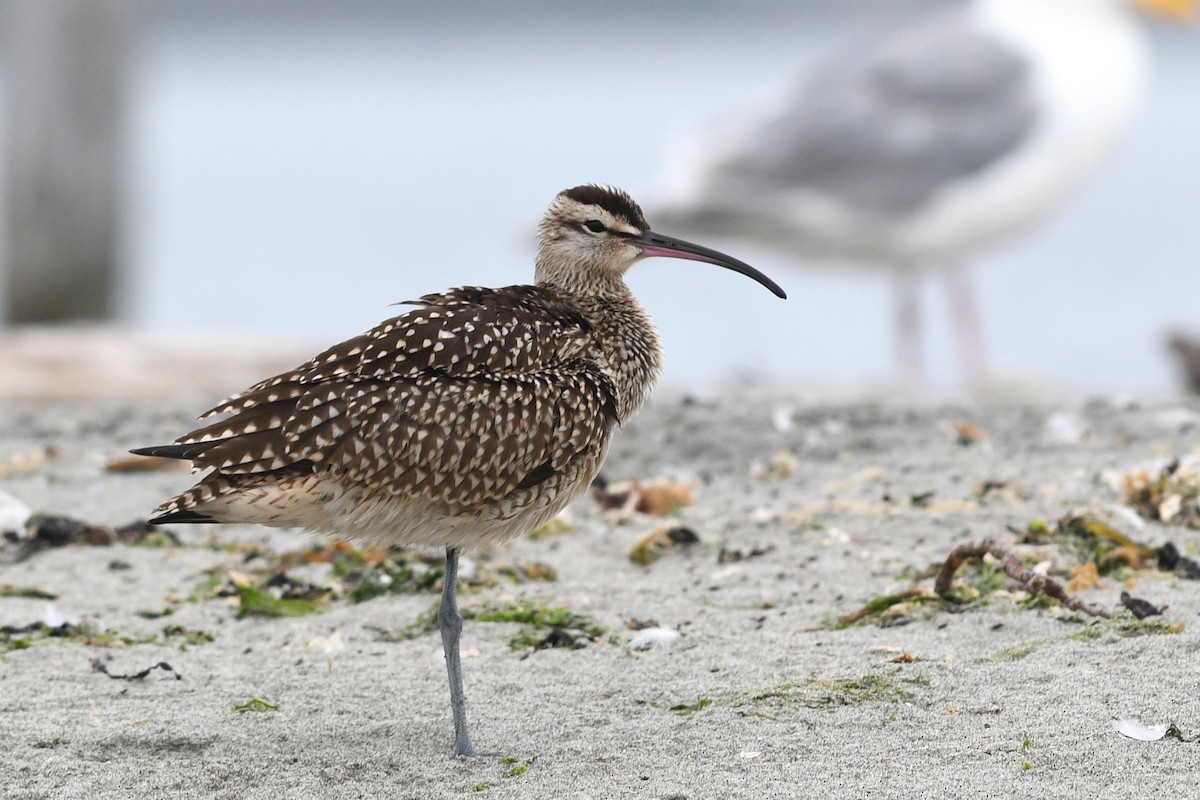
[634,231,787,299]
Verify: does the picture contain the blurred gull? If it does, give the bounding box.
[653,0,1192,385]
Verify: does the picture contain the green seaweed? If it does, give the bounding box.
[500,757,535,779]
[667,672,925,718]
[332,548,443,603]
[234,585,323,619]
[0,584,58,600]
[162,625,215,648]
[2,621,157,652]
[466,601,606,650]
[2,637,33,652]
[977,616,1180,663]
[31,737,70,749]
[233,697,280,713]
[746,674,917,708]
[136,607,175,620]
[382,599,606,651]
[669,698,713,717]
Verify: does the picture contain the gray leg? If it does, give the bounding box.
[944,269,989,386]
[439,546,476,757]
[892,272,924,386]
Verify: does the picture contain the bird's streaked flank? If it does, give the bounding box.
[132,184,784,757]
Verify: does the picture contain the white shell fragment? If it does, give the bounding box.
[1042,411,1085,445]
[627,627,680,651]
[1114,719,1170,741]
[41,604,65,628]
[0,489,31,535]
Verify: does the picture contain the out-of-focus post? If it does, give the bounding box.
[1,0,140,324]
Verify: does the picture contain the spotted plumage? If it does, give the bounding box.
[132,184,785,757]
[138,284,627,544]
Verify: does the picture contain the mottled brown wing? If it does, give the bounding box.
[159,285,616,507]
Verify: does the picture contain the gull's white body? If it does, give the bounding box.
[902,0,1147,265]
[656,0,1149,271]
[652,0,1155,382]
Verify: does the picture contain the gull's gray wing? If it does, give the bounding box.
[717,8,1039,218]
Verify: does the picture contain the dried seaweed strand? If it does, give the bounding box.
[934,538,1112,619]
[90,658,182,681]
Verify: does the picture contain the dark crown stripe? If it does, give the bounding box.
[561,184,647,230]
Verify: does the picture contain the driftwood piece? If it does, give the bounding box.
[935,538,1113,619]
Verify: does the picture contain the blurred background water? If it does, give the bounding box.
[7,0,1200,392]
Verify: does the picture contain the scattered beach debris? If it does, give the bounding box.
[161,624,214,647]
[312,542,443,603]
[935,539,1113,619]
[771,404,795,433]
[530,513,572,540]
[233,698,279,713]
[973,479,1009,498]
[717,543,774,564]
[752,451,798,481]
[949,419,986,446]
[1042,411,1086,445]
[1066,562,1099,592]
[974,616,1181,664]
[386,600,609,652]
[0,490,31,535]
[3,514,178,561]
[494,561,558,584]
[1119,592,1166,619]
[1121,457,1200,528]
[735,674,923,712]
[25,515,111,547]
[591,476,695,517]
[837,586,937,628]
[629,523,700,566]
[3,620,159,651]
[910,490,936,508]
[1114,719,1170,742]
[1019,513,1198,580]
[1157,542,1200,580]
[0,447,50,478]
[627,626,680,651]
[469,602,605,652]
[0,584,58,600]
[305,629,344,654]
[90,658,181,681]
[669,698,713,717]
[625,617,659,630]
[524,627,594,652]
[103,453,190,473]
[232,572,329,619]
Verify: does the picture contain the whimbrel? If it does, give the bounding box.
[653,0,1190,384]
[132,184,785,757]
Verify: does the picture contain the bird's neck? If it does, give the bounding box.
[534,253,628,298]
[536,269,663,424]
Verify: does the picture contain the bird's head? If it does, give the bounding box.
[535,184,786,299]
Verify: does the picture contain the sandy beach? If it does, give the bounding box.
[3,388,1199,799]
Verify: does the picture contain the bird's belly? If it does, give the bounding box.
[201,444,608,551]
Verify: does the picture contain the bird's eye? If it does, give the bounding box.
[582,220,606,234]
